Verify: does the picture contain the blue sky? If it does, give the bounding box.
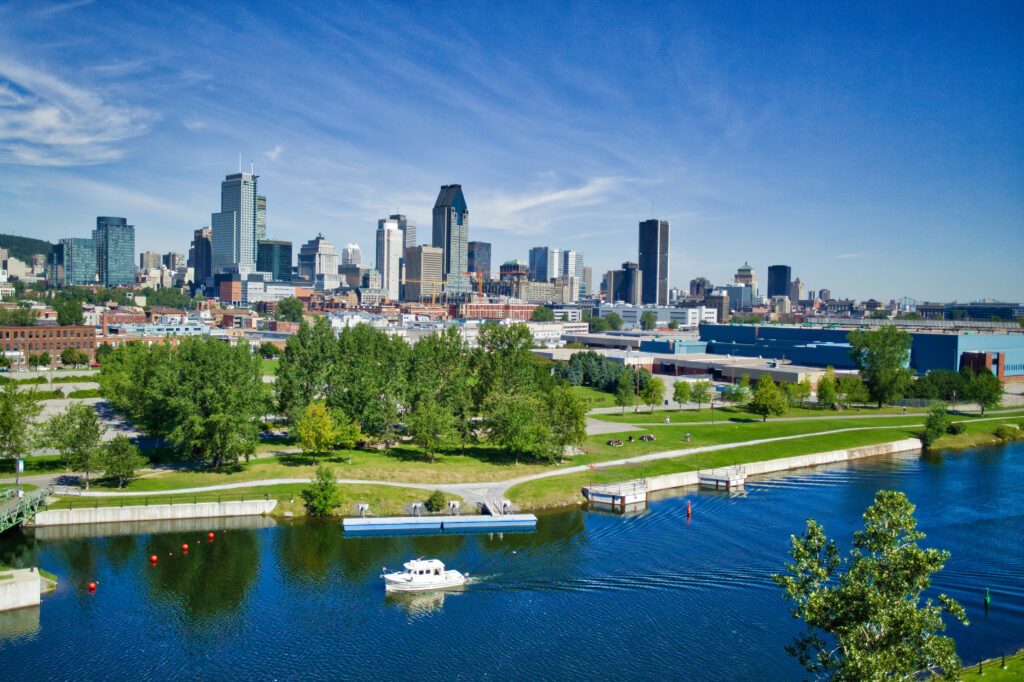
[0,0,1021,301]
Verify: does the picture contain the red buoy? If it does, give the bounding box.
[208,532,215,540]
[686,500,692,518]
[181,543,189,552]
[87,581,97,591]
[150,554,158,564]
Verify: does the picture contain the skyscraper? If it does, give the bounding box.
[342,243,362,266]
[790,277,805,304]
[212,171,259,274]
[163,252,186,270]
[431,184,469,294]
[605,261,643,304]
[561,250,578,281]
[298,233,339,285]
[93,216,135,287]
[404,245,443,302]
[638,219,670,305]
[376,218,403,301]
[767,265,792,299]
[582,265,593,297]
[467,241,492,281]
[735,261,757,293]
[188,227,213,285]
[256,195,267,242]
[139,251,162,270]
[528,246,561,282]
[59,237,96,286]
[257,240,292,281]
[389,214,417,249]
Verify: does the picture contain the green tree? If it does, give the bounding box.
[331,410,364,450]
[275,296,305,323]
[474,322,535,407]
[672,380,691,409]
[530,306,555,321]
[334,324,409,442]
[95,343,114,364]
[921,403,949,449]
[639,310,658,331]
[964,370,1003,415]
[721,374,751,407]
[640,375,664,410]
[614,370,635,413]
[848,326,913,407]
[103,435,147,488]
[690,380,712,411]
[425,490,447,513]
[604,312,623,331]
[408,326,473,451]
[748,374,788,421]
[258,342,280,358]
[302,464,340,516]
[275,317,340,418]
[294,401,338,456]
[0,381,42,487]
[164,337,267,467]
[37,352,51,368]
[546,382,588,460]
[781,377,812,408]
[588,316,611,332]
[838,375,870,406]
[406,394,456,462]
[54,298,84,326]
[41,403,105,489]
[667,319,679,330]
[816,366,838,408]
[484,391,555,461]
[0,354,9,370]
[60,347,88,367]
[773,490,967,681]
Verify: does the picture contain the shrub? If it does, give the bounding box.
[945,422,966,435]
[425,490,447,513]
[994,424,1020,441]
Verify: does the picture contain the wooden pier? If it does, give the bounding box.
[698,466,747,489]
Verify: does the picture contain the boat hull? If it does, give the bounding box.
[383,570,466,593]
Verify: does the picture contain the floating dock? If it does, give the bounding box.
[342,514,537,536]
[698,466,747,489]
[582,480,648,511]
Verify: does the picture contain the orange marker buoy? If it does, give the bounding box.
[181,543,189,552]
[88,581,97,591]
[150,554,158,564]
[686,500,692,518]
[208,532,215,540]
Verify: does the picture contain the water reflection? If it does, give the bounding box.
[385,588,464,618]
[144,529,261,620]
[0,605,40,641]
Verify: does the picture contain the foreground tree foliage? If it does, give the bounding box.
[294,402,339,456]
[748,374,788,421]
[773,490,967,681]
[103,435,147,488]
[99,337,267,467]
[848,326,913,406]
[302,464,340,516]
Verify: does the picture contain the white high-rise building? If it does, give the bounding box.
[528,246,561,282]
[561,250,579,280]
[212,171,258,274]
[298,233,339,289]
[342,242,362,266]
[376,219,403,301]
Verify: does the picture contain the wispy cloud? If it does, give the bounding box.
[0,57,155,166]
[264,144,284,162]
[835,252,866,259]
[182,118,207,131]
[34,0,94,18]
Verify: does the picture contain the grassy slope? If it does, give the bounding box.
[959,649,1024,680]
[261,358,280,376]
[594,404,929,424]
[51,483,457,518]
[571,385,618,409]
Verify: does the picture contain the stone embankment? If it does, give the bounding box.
[29,499,276,527]
[643,438,922,494]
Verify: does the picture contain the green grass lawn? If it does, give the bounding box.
[262,358,280,376]
[593,403,936,423]
[571,385,619,409]
[0,483,38,493]
[959,649,1024,680]
[51,483,458,518]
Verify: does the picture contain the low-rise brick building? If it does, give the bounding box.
[0,325,96,364]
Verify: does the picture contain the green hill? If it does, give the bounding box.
[0,234,55,262]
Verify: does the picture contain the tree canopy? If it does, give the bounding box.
[275,296,305,323]
[848,326,913,406]
[773,490,967,680]
[748,375,788,421]
[530,306,555,322]
[639,310,658,330]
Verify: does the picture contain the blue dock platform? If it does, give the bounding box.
[342,513,537,536]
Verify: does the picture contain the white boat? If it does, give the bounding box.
[381,558,466,593]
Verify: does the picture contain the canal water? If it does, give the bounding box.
[2,442,1022,681]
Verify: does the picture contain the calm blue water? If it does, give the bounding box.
[1,442,1022,681]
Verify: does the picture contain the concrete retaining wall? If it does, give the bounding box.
[0,569,41,612]
[645,438,922,494]
[30,500,277,527]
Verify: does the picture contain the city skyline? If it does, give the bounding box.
[0,2,1021,300]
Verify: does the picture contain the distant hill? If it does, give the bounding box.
[0,234,55,262]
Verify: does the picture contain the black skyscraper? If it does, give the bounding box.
[638,219,670,305]
[767,265,792,299]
